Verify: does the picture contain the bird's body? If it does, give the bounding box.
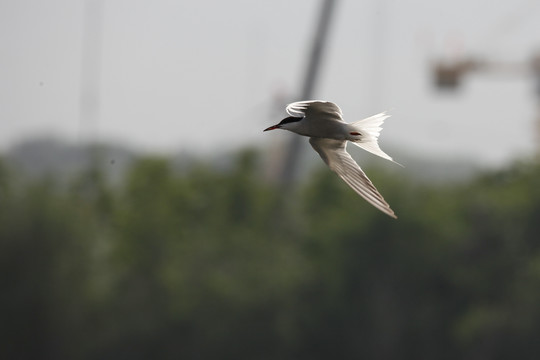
[264,100,400,218]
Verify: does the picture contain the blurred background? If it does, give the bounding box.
[2,0,540,359]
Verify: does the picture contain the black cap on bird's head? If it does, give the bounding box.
[263,116,303,132]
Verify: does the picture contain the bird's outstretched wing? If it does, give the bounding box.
[286,100,344,123]
[309,137,397,218]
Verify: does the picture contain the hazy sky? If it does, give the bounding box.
[2,0,540,167]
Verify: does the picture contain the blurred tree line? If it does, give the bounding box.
[1,149,540,360]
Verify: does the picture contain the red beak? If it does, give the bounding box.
[263,124,281,132]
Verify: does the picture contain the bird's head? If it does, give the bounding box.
[263,116,303,132]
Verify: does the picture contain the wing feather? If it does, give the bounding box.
[309,137,397,218]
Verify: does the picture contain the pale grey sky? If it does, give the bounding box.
[1,0,540,167]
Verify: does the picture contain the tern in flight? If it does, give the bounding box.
[264,100,400,218]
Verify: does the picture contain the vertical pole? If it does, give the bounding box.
[279,0,338,187]
[533,54,540,156]
[79,0,103,157]
[79,0,105,197]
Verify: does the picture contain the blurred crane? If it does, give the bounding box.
[433,0,540,152]
[433,52,540,151]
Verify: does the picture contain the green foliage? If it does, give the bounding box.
[2,151,540,359]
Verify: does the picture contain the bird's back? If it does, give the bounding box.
[287,101,349,139]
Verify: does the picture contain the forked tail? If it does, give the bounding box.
[348,112,403,166]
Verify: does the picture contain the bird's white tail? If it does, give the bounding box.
[349,112,402,166]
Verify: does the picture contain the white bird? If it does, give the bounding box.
[264,100,400,218]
